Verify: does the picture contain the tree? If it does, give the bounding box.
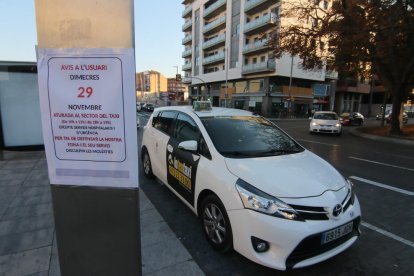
[268,0,414,135]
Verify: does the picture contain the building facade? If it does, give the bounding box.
[135,70,168,100]
[167,78,188,102]
[181,0,337,117]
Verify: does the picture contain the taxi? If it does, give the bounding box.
[141,101,361,270]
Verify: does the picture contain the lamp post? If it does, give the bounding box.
[225,47,229,107]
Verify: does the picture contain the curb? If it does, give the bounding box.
[349,127,414,146]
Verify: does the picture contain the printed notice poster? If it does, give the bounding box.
[37,48,138,188]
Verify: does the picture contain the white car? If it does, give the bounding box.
[141,102,361,270]
[310,111,342,135]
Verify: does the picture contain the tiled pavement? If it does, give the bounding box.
[0,150,204,276]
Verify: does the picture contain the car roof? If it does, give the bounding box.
[154,105,253,118]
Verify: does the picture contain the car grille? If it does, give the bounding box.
[290,205,329,220]
[319,129,337,133]
[290,189,354,221]
[285,217,361,269]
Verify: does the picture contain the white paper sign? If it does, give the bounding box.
[37,48,138,188]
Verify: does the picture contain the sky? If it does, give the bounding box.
[0,0,184,78]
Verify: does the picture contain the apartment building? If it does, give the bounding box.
[135,70,168,100]
[181,0,336,117]
[167,78,189,101]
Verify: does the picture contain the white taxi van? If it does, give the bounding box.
[141,102,361,270]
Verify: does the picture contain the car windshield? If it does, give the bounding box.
[201,116,304,158]
[314,113,338,120]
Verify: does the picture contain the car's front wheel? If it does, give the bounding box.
[142,148,154,178]
[201,195,233,253]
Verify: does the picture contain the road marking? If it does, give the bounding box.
[349,176,414,196]
[349,156,414,172]
[361,221,414,248]
[297,139,341,147]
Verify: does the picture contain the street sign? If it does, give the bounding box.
[38,49,138,188]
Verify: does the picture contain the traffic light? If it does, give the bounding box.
[175,74,182,81]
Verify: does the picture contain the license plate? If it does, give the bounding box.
[321,221,353,245]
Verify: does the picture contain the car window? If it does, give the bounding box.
[153,111,177,135]
[314,113,338,120]
[174,113,200,142]
[152,111,160,128]
[201,116,303,158]
[174,113,212,159]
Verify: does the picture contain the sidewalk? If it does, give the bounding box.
[0,150,204,276]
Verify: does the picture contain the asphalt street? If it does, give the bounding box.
[137,112,414,275]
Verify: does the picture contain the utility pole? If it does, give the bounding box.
[225,47,229,108]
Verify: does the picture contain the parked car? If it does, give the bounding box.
[142,103,156,112]
[385,112,408,124]
[136,114,140,128]
[309,111,342,135]
[141,101,361,271]
[136,102,144,112]
[340,112,364,126]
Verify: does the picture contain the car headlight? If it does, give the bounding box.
[235,179,303,221]
[335,123,341,127]
[344,178,355,204]
[312,122,318,126]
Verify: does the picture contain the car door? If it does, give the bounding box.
[151,110,177,184]
[166,112,206,206]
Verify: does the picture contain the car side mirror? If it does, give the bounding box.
[309,117,313,120]
[178,140,198,152]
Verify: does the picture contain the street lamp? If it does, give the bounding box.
[225,47,230,108]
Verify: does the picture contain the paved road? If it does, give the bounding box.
[138,112,414,275]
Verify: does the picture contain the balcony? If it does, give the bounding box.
[182,0,194,4]
[203,15,226,35]
[182,48,192,58]
[182,34,192,45]
[242,60,276,74]
[242,39,270,55]
[281,85,313,97]
[182,20,192,32]
[182,77,192,84]
[182,63,192,71]
[204,0,227,20]
[202,52,225,66]
[244,13,277,35]
[325,70,338,79]
[244,0,279,15]
[336,78,371,94]
[182,5,192,18]
[202,33,226,51]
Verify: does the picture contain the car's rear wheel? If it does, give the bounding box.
[142,148,154,178]
[201,195,233,253]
